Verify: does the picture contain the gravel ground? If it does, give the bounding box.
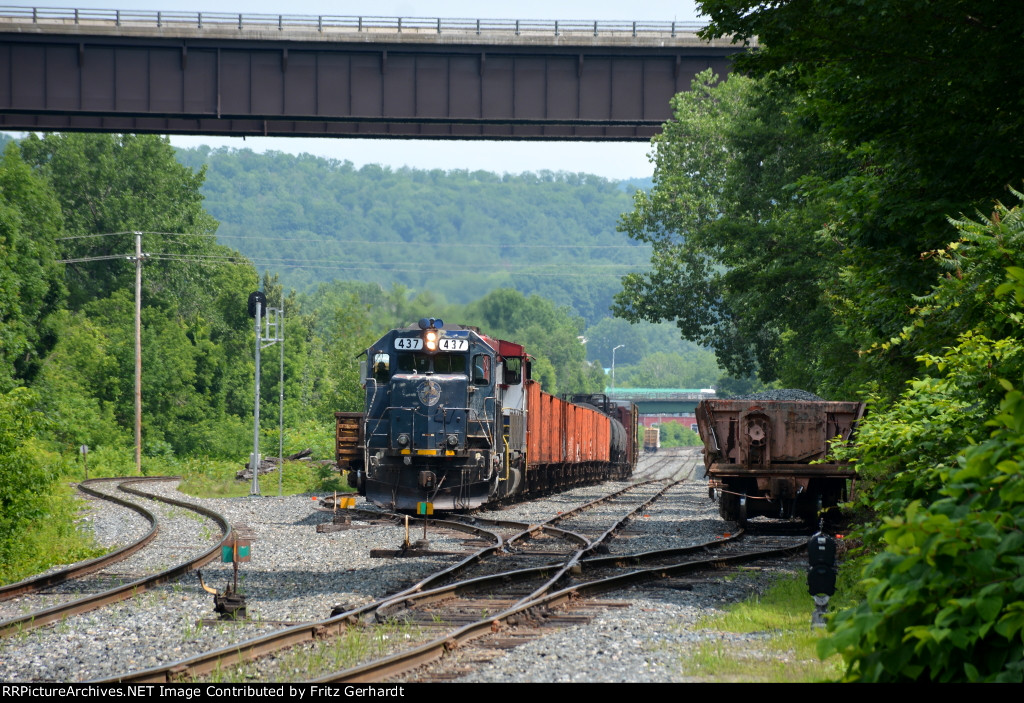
[0,449,798,683]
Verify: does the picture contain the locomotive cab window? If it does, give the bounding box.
[371,353,391,382]
[503,357,522,385]
[433,355,467,374]
[397,354,431,374]
[472,354,492,385]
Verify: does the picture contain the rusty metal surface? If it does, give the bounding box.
[0,18,738,140]
[695,399,865,474]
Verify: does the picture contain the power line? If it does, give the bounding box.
[58,230,651,250]
[144,253,650,276]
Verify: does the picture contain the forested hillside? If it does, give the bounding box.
[175,147,649,325]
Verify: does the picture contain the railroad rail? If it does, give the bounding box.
[0,477,159,603]
[0,477,229,638]
[105,480,678,682]
[318,529,805,682]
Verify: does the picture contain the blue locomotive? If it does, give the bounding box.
[336,318,637,511]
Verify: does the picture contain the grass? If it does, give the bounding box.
[0,481,107,585]
[176,457,352,499]
[204,619,420,682]
[675,567,862,683]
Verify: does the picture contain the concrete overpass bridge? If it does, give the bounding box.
[0,5,744,140]
[606,388,716,430]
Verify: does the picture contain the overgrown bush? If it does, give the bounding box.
[821,199,1024,681]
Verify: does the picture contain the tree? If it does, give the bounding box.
[463,288,597,394]
[693,0,1024,393]
[700,0,1024,254]
[0,145,65,390]
[614,70,855,394]
[20,133,223,314]
[816,196,1024,682]
[618,351,721,389]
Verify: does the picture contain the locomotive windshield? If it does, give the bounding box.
[396,353,467,375]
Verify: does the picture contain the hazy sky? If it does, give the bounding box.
[18,1,705,179]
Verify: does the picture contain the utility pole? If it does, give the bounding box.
[133,231,143,474]
[278,302,285,497]
[57,231,148,475]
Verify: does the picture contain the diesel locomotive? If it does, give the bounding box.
[336,318,637,511]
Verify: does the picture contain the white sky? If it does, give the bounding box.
[18,1,704,179]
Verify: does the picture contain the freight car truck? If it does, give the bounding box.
[695,398,865,523]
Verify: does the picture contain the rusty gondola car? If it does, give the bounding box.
[695,398,865,523]
[336,319,637,511]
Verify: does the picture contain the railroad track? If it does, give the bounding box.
[314,521,805,683]
[104,478,675,682]
[2,449,796,682]
[0,477,229,638]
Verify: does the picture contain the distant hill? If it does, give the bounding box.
[176,146,651,324]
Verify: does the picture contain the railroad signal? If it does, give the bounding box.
[807,527,838,628]
[247,290,266,318]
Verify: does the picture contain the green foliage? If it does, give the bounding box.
[821,384,1024,682]
[820,201,1024,681]
[177,147,647,325]
[617,351,721,390]
[0,388,103,583]
[0,478,105,585]
[21,133,227,313]
[613,69,855,395]
[461,288,599,395]
[0,145,65,390]
[0,388,50,530]
[677,571,861,682]
[700,0,1024,257]
[690,0,1024,399]
[657,421,702,448]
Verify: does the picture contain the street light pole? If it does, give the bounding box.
[612,344,625,390]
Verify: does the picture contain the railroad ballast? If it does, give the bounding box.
[336,318,638,511]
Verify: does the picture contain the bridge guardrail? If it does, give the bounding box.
[0,5,705,37]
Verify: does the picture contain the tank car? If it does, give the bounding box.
[336,319,637,511]
[695,398,865,523]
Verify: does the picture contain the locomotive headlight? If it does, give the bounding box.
[446,434,459,447]
[424,329,438,351]
[397,433,410,447]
